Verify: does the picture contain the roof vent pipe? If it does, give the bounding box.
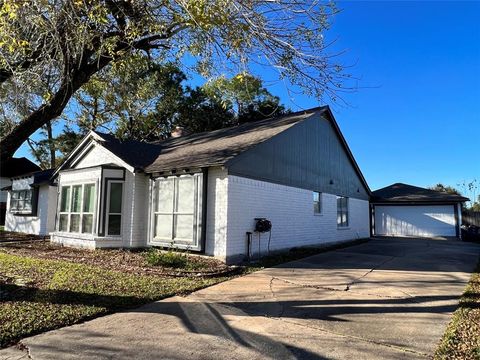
[171,126,189,138]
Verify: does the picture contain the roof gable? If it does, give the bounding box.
[372,183,469,203]
[225,108,371,199]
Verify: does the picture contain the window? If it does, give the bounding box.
[58,184,96,233]
[10,189,35,215]
[106,182,123,236]
[337,196,349,228]
[313,192,322,214]
[153,174,202,248]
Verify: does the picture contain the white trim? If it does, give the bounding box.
[149,174,203,251]
[57,183,97,235]
[53,132,135,177]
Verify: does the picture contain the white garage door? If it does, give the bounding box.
[374,205,457,237]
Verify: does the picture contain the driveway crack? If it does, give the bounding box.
[345,256,396,291]
[275,317,430,358]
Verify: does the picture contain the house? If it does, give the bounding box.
[4,169,57,236]
[371,183,469,239]
[47,106,371,263]
[0,157,41,226]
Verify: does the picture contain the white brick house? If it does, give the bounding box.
[4,169,57,236]
[16,106,371,263]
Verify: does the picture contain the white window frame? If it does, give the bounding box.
[337,196,349,228]
[57,183,96,234]
[313,191,322,215]
[151,174,203,250]
[105,181,124,237]
[10,189,35,215]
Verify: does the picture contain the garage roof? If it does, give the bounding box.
[371,183,469,204]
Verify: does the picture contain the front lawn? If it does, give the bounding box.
[434,259,480,360]
[0,252,230,348]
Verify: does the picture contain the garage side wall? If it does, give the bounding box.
[225,175,370,263]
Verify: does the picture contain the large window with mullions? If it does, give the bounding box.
[10,189,36,215]
[153,174,203,250]
[58,183,96,233]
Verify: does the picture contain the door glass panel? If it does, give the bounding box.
[157,179,174,212]
[108,214,121,235]
[71,185,82,212]
[155,214,173,239]
[83,184,95,212]
[176,177,194,213]
[109,183,123,213]
[70,214,80,232]
[82,214,93,233]
[60,187,70,212]
[59,214,69,231]
[174,214,193,241]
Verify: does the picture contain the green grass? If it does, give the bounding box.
[0,226,4,231]
[434,259,480,360]
[0,252,229,348]
[144,249,212,271]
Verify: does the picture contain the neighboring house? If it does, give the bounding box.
[0,157,41,226]
[371,183,469,239]
[4,169,57,236]
[48,106,371,263]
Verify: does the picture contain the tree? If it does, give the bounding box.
[203,73,287,122]
[430,183,462,196]
[30,64,289,164]
[0,0,345,161]
[67,55,187,142]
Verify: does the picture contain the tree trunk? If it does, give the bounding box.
[0,61,110,163]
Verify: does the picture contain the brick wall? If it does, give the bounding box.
[205,167,229,258]
[224,175,370,261]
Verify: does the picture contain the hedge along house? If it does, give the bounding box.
[4,169,57,236]
[50,106,371,263]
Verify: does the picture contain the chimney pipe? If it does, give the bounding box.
[171,126,187,138]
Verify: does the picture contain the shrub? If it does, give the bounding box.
[145,250,188,269]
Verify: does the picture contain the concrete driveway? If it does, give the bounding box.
[2,237,479,360]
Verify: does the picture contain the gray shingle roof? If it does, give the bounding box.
[1,157,41,178]
[372,183,469,203]
[94,107,326,174]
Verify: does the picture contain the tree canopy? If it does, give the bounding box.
[28,58,288,168]
[0,0,346,162]
[430,183,462,196]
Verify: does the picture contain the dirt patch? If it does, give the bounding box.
[0,241,235,277]
[0,231,47,243]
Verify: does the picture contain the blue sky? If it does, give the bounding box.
[253,0,480,194]
[15,1,480,196]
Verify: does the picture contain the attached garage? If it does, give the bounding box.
[371,183,469,239]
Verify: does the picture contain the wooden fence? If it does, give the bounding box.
[463,211,480,227]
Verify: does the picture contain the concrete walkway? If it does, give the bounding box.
[2,238,479,360]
